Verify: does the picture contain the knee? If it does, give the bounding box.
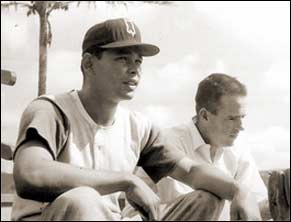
[57,186,102,208]
[188,190,224,209]
[42,187,108,221]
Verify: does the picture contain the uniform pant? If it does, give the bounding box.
[23,186,225,221]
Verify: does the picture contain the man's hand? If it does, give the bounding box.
[125,175,160,220]
[230,185,262,221]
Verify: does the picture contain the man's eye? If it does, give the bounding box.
[116,57,127,62]
[136,59,142,65]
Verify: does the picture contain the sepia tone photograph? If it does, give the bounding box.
[1,1,290,221]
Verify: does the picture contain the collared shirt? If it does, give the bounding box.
[11,90,184,221]
[156,117,268,221]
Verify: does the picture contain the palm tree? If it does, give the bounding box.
[2,1,71,95]
[1,1,172,96]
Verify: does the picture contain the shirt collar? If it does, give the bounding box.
[71,90,117,130]
[189,116,226,163]
[188,116,206,150]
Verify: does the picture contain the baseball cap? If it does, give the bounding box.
[82,18,160,57]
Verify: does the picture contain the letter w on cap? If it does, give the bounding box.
[124,18,136,37]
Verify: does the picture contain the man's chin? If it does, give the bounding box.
[224,140,235,147]
[120,93,135,100]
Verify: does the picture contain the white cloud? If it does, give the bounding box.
[263,60,290,91]
[1,14,29,51]
[213,59,226,74]
[241,126,290,153]
[139,54,200,101]
[142,105,174,128]
[157,54,198,89]
[252,151,290,170]
[1,8,38,59]
[139,103,193,129]
[46,50,82,94]
[235,127,290,170]
[193,1,290,51]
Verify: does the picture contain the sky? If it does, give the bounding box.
[1,1,290,170]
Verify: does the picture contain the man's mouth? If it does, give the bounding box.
[123,79,138,86]
[229,133,239,138]
[124,80,137,86]
[123,79,138,91]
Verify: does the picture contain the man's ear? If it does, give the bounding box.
[82,53,93,71]
[198,108,209,121]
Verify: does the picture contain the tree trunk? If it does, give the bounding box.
[37,3,48,96]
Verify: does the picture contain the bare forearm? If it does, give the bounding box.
[14,142,135,202]
[170,158,238,200]
[14,159,132,202]
[186,164,238,200]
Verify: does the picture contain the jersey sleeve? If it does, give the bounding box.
[13,98,69,160]
[137,124,185,183]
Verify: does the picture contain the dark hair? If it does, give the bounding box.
[195,73,247,114]
[83,45,106,59]
[81,46,106,73]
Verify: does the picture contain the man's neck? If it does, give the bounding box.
[195,120,211,145]
[78,90,118,126]
[195,120,221,162]
[210,146,219,162]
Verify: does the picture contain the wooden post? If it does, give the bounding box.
[1,70,16,86]
[1,69,16,160]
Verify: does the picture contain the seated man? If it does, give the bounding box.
[12,19,261,221]
[156,73,275,220]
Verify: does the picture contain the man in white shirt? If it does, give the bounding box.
[157,73,271,220]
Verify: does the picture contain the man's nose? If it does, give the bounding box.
[237,118,244,131]
[129,67,139,76]
[128,62,140,76]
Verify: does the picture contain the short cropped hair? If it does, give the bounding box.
[83,45,105,59]
[195,73,247,114]
[81,46,106,74]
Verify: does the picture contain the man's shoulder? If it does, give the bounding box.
[159,123,191,153]
[25,94,59,113]
[37,91,73,104]
[22,92,71,124]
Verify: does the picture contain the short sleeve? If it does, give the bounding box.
[13,98,69,160]
[137,124,185,183]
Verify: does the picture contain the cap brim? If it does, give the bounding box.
[100,40,160,57]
